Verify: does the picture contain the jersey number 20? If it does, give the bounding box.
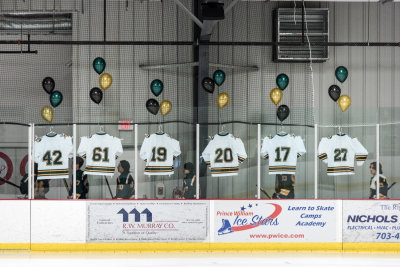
[215,148,233,163]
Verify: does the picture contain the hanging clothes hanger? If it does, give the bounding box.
[46,126,57,137]
[156,124,164,134]
[218,124,228,135]
[277,123,287,136]
[96,125,106,135]
[337,126,345,136]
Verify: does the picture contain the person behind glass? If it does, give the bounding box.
[182,162,196,199]
[68,157,89,199]
[272,174,295,199]
[20,163,49,198]
[115,160,134,199]
[369,161,388,199]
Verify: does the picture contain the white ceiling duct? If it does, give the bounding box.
[0,12,72,35]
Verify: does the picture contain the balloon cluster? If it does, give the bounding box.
[201,70,230,109]
[329,66,351,112]
[90,57,113,105]
[40,77,63,123]
[270,73,290,122]
[146,79,172,116]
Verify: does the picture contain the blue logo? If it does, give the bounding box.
[117,208,152,222]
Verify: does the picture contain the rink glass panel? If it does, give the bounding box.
[380,123,400,200]
[0,124,29,199]
[33,125,74,200]
[137,123,195,200]
[201,123,257,200]
[260,125,315,200]
[317,124,376,200]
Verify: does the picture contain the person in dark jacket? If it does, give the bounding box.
[182,162,196,199]
[369,161,388,199]
[68,157,89,199]
[115,160,134,199]
[20,163,49,199]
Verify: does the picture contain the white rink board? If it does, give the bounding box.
[0,200,30,243]
[343,200,400,243]
[31,200,87,243]
[87,201,209,243]
[214,200,341,243]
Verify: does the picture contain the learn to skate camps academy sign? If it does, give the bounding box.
[87,201,209,242]
[214,200,340,243]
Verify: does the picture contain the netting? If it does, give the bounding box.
[0,0,318,127]
[0,0,399,200]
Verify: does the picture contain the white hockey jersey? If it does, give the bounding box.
[202,133,247,177]
[77,133,123,176]
[34,134,73,180]
[140,133,181,176]
[260,133,306,175]
[318,134,368,176]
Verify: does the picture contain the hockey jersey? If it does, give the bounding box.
[140,133,181,176]
[77,133,123,176]
[260,134,306,174]
[202,133,247,177]
[34,134,73,180]
[318,134,368,176]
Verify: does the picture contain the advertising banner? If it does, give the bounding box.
[343,200,400,243]
[87,201,208,243]
[213,200,340,243]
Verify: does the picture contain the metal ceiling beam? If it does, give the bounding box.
[139,62,259,71]
[172,0,203,28]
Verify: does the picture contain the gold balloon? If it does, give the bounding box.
[338,95,351,112]
[217,92,230,109]
[99,73,113,90]
[270,88,283,106]
[41,106,54,123]
[160,100,172,116]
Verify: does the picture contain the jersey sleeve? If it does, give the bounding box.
[351,138,368,166]
[139,136,151,162]
[295,136,306,158]
[171,139,181,158]
[66,136,73,158]
[201,141,212,168]
[317,138,328,164]
[34,139,43,163]
[260,137,271,160]
[114,138,124,159]
[77,136,88,158]
[235,137,247,164]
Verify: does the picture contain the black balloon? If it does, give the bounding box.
[277,105,290,122]
[202,77,215,93]
[42,77,55,94]
[146,99,160,115]
[328,85,341,102]
[90,87,103,104]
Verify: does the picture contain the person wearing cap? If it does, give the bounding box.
[115,160,135,199]
[182,162,196,199]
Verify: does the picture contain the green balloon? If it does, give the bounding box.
[50,91,63,108]
[93,57,106,74]
[150,79,163,97]
[335,66,348,83]
[213,70,226,86]
[276,73,289,90]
